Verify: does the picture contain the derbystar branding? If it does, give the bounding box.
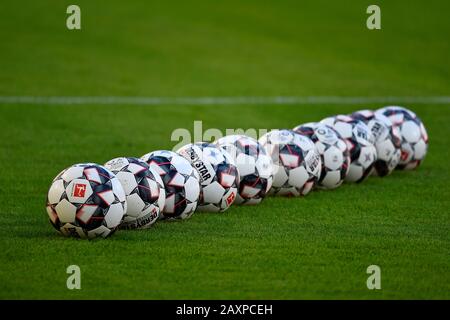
[186,147,211,182]
[306,152,321,173]
[355,123,374,144]
[370,121,387,141]
[121,208,159,230]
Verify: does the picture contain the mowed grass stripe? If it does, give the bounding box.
[0,96,450,105]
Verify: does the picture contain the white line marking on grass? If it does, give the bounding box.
[0,96,449,105]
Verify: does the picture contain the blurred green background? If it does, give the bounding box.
[0,0,449,96]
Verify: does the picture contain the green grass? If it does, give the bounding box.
[0,0,449,299]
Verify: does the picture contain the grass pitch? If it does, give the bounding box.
[0,0,449,299]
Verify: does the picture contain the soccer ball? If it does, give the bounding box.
[320,115,377,183]
[177,142,239,212]
[46,163,127,239]
[258,129,321,196]
[351,109,402,176]
[215,135,273,205]
[104,157,165,229]
[375,106,428,170]
[293,122,350,189]
[141,150,201,220]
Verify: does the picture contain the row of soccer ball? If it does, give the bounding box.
[46,106,428,239]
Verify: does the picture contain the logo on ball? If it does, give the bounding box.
[226,192,236,206]
[72,183,86,197]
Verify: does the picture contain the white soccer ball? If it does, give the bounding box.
[104,157,165,229]
[320,115,377,183]
[375,106,428,170]
[141,150,201,220]
[46,163,127,239]
[215,135,273,205]
[258,129,321,196]
[293,122,350,189]
[177,143,239,212]
[351,109,402,176]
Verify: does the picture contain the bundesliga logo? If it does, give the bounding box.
[72,183,86,197]
[226,192,235,206]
